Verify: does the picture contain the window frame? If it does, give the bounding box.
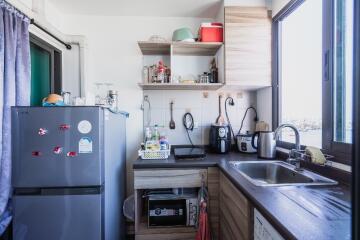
[272,0,352,165]
[30,34,62,95]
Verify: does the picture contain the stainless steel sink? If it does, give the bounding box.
[229,161,337,187]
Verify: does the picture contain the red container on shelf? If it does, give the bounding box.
[198,23,223,42]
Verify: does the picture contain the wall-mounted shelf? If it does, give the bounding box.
[138,83,224,90]
[138,41,171,55]
[138,41,225,90]
[172,42,223,56]
[138,41,223,56]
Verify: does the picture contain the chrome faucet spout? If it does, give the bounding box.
[274,124,301,150]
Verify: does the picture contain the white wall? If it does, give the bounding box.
[144,90,257,145]
[256,87,273,130]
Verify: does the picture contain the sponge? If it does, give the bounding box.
[305,146,326,165]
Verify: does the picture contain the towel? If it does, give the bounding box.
[196,182,211,240]
[305,146,326,165]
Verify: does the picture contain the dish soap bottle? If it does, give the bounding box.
[152,125,160,141]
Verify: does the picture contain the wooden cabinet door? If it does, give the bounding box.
[225,7,271,88]
[219,172,252,240]
[134,169,207,189]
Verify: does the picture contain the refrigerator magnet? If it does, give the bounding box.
[79,137,93,153]
[78,120,92,134]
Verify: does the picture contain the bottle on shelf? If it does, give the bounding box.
[157,61,165,83]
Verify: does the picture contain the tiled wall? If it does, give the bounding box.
[143,90,257,145]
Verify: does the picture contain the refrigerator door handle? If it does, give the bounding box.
[14,186,103,196]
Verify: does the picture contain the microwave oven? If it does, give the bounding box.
[148,194,198,227]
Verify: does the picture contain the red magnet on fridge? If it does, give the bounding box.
[59,124,71,130]
[38,128,48,136]
[53,146,63,154]
[66,151,77,157]
[32,151,42,156]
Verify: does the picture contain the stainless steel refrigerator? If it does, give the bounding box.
[11,106,128,240]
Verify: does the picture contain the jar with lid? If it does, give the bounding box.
[142,66,149,83]
[157,61,165,83]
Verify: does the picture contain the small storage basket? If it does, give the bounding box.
[138,146,171,160]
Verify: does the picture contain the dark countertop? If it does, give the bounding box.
[133,152,351,240]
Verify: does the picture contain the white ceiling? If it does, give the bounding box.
[47,0,223,18]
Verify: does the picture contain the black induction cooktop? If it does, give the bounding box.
[174,147,206,159]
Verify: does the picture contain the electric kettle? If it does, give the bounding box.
[251,131,276,159]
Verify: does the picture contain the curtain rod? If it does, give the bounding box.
[30,19,72,50]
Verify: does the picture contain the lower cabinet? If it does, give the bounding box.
[132,168,252,240]
[219,172,253,240]
[134,168,209,240]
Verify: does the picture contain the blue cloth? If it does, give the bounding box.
[0,1,30,234]
[42,100,65,106]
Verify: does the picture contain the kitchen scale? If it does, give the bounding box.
[174,147,206,159]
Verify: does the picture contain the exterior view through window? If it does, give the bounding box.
[333,0,353,144]
[280,0,323,148]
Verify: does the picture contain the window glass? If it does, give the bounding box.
[280,0,323,148]
[30,43,51,106]
[333,0,353,144]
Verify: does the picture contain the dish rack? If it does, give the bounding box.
[138,145,171,160]
[291,149,334,166]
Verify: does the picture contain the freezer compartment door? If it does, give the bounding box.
[12,107,103,187]
[13,193,103,240]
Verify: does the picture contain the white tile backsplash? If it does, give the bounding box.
[143,89,257,145]
[163,91,203,109]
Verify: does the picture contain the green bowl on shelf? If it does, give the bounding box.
[172,28,195,42]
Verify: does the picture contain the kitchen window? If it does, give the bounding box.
[30,35,62,106]
[273,0,354,165]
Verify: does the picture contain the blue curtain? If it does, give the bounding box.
[0,0,30,234]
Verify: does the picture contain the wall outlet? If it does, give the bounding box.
[237,92,243,99]
[193,121,199,129]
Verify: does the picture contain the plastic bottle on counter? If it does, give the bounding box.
[159,137,169,150]
[145,127,152,142]
[152,125,160,141]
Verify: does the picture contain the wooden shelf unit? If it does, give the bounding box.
[172,42,223,56]
[138,41,224,90]
[138,83,224,90]
[138,41,223,56]
[138,41,171,55]
[137,218,197,235]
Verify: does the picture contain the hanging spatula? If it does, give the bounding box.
[215,95,225,125]
[169,101,175,129]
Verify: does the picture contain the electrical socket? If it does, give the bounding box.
[237,92,243,99]
[193,122,199,129]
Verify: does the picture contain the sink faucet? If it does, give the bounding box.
[274,124,302,170]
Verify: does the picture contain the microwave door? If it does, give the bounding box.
[148,199,187,227]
